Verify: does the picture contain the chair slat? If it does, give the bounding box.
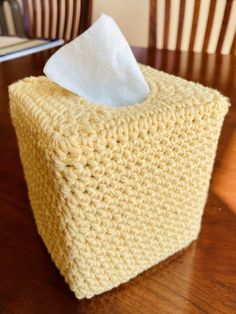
[167,0,180,50]
[163,0,170,49]
[149,0,157,47]
[64,0,73,40]
[3,1,15,35]
[207,0,227,54]
[221,0,236,55]
[188,0,201,51]
[57,0,65,39]
[41,0,49,38]
[193,0,211,53]
[202,0,217,53]
[71,0,81,39]
[176,0,186,51]
[180,0,195,51]
[156,0,165,49]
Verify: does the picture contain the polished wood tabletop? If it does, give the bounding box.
[0,48,235,314]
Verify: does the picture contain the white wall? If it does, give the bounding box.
[92,0,150,47]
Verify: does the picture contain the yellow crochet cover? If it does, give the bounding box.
[9,65,229,299]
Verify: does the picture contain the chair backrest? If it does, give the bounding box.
[0,0,24,36]
[92,0,236,55]
[22,0,92,40]
[155,0,236,55]
[2,0,235,55]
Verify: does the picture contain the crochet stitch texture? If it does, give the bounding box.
[9,65,229,299]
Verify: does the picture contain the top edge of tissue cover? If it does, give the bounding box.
[43,14,150,107]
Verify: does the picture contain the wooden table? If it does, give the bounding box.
[0,48,235,314]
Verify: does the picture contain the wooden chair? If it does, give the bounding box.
[0,0,24,36]
[92,0,236,55]
[22,0,92,40]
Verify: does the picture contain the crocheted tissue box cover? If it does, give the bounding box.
[9,65,229,299]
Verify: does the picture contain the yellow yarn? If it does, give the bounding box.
[9,65,229,299]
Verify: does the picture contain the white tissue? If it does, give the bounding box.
[43,14,150,107]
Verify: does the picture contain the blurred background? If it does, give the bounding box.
[0,0,235,55]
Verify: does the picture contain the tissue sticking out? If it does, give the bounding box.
[43,14,150,107]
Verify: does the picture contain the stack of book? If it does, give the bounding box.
[0,36,64,62]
